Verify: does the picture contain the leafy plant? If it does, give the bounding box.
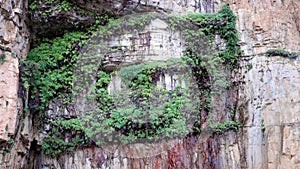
[21,31,88,114]
[211,120,241,133]
[42,118,88,156]
[85,60,200,143]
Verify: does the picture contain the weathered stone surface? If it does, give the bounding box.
[0,0,29,141]
[0,0,30,168]
[239,55,300,169]
[30,0,217,37]
[101,18,185,70]
[30,0,98,37]
[219,0,300,54]
[0,0,300,168]
[29,133,244,169]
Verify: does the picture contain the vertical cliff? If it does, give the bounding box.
[223,0,300,168]
[0,0,30,168]
[0,0,299,169]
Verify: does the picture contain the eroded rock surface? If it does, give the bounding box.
[221,0,300,54]
[0,0,31,168]
[0,0,300,169]
[30,0,217,37]
[239,55,300,169]
[0,0,29,142]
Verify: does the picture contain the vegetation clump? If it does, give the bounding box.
[23,4,241,155]
[29,0,97,16]
[265,49,299,59]
[21,31,88,113]
[210,120,241,134]
[21,31,90,155]
[42,118,89,156]
[183,4,241,69]
[92,60,199,142]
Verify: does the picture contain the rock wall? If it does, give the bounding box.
[239,55,300,169]
[0,0,30,168]
[221,0,300,54]
[224,0,300,168]
[0,0,299,168]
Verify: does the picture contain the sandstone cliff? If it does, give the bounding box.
[0,0,299,169]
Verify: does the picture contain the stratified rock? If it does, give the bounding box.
[0,0,31,168]
[220,0,300,54]
[239,55,300,169]
[0,0,29,141]
[69,0,216,15]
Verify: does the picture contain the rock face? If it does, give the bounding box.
[0,0,29,141]
[224,0,300,168]
[101,18,185,70]
[30,0,217,37]
[239,55,300,169]
[70,0,216,14]
[0,0,30,168]
[222,0,300,54]
[0,0,300,169]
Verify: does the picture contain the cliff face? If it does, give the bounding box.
[239,55,300,169]
[225,0,300,54]
[0,0,30,168]
[225,0,300,168]
[0,0,299,169]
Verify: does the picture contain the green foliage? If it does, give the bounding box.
[94,71,112,111]
[42,118,88,156]
[87,60,199,142]
[29,0,103,19]
[1,137,14,156]
[21,31,88,113]
[29,0,71,13]
[171,4,241,133]
[21,31,89,156]
[265,49,299,59]
[183,4,240,69]
[210,120,241,133]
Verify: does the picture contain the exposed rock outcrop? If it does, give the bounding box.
[0,0,299,168]
[239,55,300,169]
[221,0,300,54]
[222,0,300,168]
[0,0,30,168]
[0,0,29,145]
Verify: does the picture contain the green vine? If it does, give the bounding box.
[89,60,199,142]
[42,118,88,156]
[210,120,241,133]
[183,4,241,69]
[29,0,93,16]
[21,31,88,113]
